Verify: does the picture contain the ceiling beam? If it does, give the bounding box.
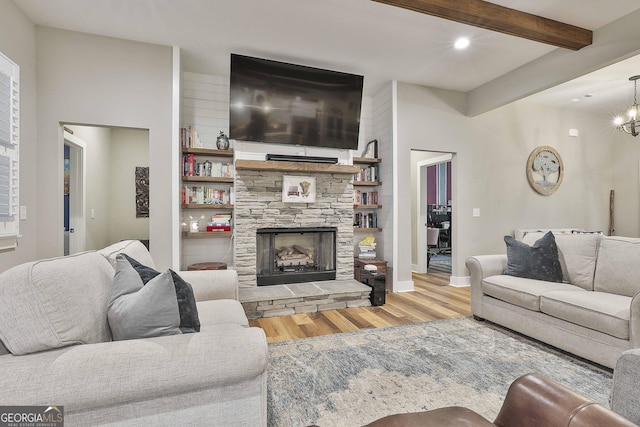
[372,0,593,50]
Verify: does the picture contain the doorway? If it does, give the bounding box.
[62,124,150,253]
[64,130,86,255]
[411,150,454,275]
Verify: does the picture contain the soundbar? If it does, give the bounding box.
[266,154,339,164]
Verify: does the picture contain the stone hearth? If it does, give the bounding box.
[239,279,371,319]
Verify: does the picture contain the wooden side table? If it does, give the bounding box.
[354,258,388,288]
[186,262,227,271]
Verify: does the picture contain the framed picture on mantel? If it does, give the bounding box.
[282,175,316,203]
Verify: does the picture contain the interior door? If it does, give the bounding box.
[64,130,86,255]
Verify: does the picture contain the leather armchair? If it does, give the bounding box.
[365,373,637,427]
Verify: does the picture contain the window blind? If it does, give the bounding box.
[0,71,11,146]
[0,52,19,249]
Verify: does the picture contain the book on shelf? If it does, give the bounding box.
[206,225,231,232]
[182,186,231,205]
[353,211,378,228]
[357,252,377,259]
[353,164,379,182]
[354,189,378,205]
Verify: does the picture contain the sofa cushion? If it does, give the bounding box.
[99,239,155,270]
[0,251,114,355]
[594,237,640,297]
[504,232,563,282]
[482,275,585,312]
[122,254,200,333]
[108,255,182,340]
[522,232,601,290]
[540,291,631,340]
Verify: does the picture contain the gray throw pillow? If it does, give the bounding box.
[107,255,182,341]
[121,254,200,333]
[504,231,563,282]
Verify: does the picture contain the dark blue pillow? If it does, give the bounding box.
[504,231,563,282]
[121,254,200,333]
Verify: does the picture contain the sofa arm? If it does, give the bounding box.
[0,325,267,413]
[629,291,640,347]
[494,373,636,427]
[611,349,640,425]
[465,255,507,318]
[178,269,239,301]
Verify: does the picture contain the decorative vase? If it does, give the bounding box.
[216,131,230,150]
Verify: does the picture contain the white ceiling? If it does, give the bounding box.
[13,0,640,115]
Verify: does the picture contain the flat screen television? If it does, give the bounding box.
[229,54,364,150]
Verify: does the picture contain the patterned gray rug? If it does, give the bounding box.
[267,317,612,427]
[428,254,452,273]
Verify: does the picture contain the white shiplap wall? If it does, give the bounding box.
[181,72,233,269]
[373,83,394,288]
[181,70,375,270]
[182,72,229,149]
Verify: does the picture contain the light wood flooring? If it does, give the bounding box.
[249,270,471,343]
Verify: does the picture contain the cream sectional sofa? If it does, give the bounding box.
[466,232,640,369]
[0,240,268,426]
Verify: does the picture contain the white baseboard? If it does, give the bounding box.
[411,263,427,274]
[449,275,470,287]
[394,280,414,293]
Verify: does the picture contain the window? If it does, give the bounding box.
[0,52,19,249]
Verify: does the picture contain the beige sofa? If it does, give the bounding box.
[466,232,640,369]
[0,240,268,426]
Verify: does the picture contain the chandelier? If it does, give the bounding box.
[614,75,640,136]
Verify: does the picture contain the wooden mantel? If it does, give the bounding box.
[235,159,361,174]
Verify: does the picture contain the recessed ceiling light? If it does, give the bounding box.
[454,38,470,50]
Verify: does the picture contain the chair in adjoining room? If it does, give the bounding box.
[439,225,451,254]
[427,227,440,267]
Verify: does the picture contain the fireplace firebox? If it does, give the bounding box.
[256,227,337,286]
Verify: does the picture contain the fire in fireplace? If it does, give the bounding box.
[256,227,337,286]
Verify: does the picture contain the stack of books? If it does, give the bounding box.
[358,236,377,259]
[207,214,232,232]
[181,125,203,148]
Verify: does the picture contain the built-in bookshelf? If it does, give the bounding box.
[181,146,234,238]
[353,157,382,233]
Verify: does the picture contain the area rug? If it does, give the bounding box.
[267,317,612,427]
[428,254,451,273]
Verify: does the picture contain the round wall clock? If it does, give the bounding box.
[526,146,564,195]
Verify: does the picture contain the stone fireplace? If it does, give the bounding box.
[256,227,336,286]
[234,160,359,287]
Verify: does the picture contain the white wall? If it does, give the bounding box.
[35,27,175,269]
[0,0,37,271]
[395,82,614,285]
[611,131,640,237]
